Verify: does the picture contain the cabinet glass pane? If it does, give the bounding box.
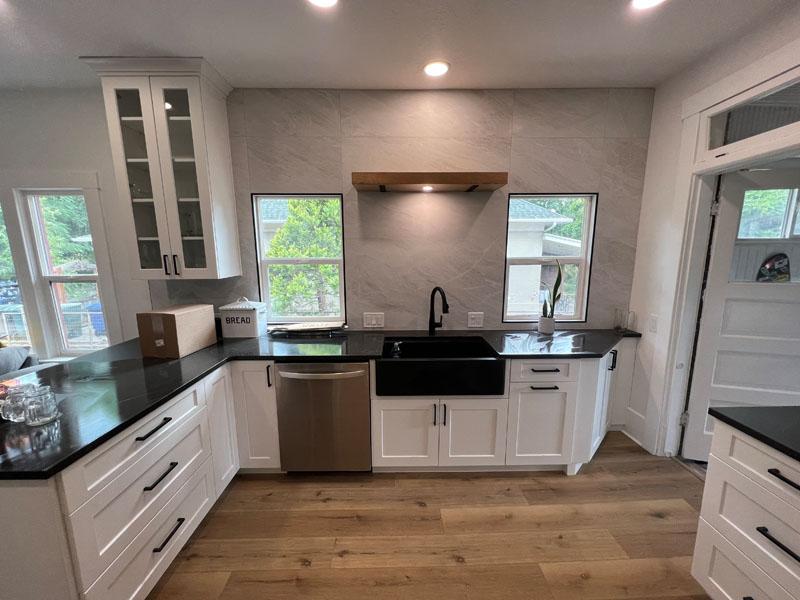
[137,240,162,270]
[181,239,207,269]
[173,161,199,199]
[178,200,204,237]
[709,80,800,149]
[120,120,147,159]
[126,162,153,199]
[168,119,195,158]
[164,89,190,116]
[133,202,159,238]
[115,89,142,118]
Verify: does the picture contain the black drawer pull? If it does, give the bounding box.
[609,349,618,371]
[756,526,800,563]
[143,461,178,492]
[530,385,559,391]
[743,597,754,600]
[530,367,560,373]
[135,417,172,441]
[768,468,800,492]
[153,517,185,553]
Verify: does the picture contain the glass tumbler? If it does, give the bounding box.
[1,390,28,423]
[24,386,59,426]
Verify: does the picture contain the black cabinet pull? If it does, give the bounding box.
[143,461,178,492]
[163,254,171,275]
[531,367,560,373]
[530,385,560,391]
[609,349,618,371]
[742,597,754,600]
[135,417,172,441]
[433,403,437,426]
[172,254,181,276]
[756,526,800,563]
[768,468,800,492]
[153,518,185,553]
[267,364,272,387]
[443,403,447,426]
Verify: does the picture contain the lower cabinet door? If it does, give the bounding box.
[506,382,577,465]
[230,361,280,469]
[438,398,508,466]
[205,365,239,497]
[372,398,439,467]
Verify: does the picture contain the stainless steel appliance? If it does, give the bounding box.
[275,362,371,471]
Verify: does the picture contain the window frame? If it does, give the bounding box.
[252,193,347,324]
[502,193,598,324]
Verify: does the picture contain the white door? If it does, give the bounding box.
[149,76,217,279]
[100,76,173,279]
[683,168,800,460]
[371,398,439,467]
[205,366,239,497]
[439,398,508,466]
[506,382,576,465]
[230,361,280,469]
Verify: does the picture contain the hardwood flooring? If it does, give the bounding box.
[148,432,709,600]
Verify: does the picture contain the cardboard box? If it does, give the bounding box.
[136,304,217,359]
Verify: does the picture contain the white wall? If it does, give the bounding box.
[0,88,151,340]
[627,1,800,453]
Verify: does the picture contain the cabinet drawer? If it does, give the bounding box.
[509,359,578,383]
[702,456,800,594]
[67,408,210,590]
[693,518,796,600]
[59,384,205,514]
[84,458,215,600]
[712,421,800,512]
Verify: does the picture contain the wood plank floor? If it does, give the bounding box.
[147,432,709,600]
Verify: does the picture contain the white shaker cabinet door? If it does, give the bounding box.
[438,398,508,467]
[506,382,577,465]
[205,365,239,496]
[230,361,280,469]
[372,398,439,468]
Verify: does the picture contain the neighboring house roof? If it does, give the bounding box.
[509,200,572,223]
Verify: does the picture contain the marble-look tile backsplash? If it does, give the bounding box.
[150,88,653,330]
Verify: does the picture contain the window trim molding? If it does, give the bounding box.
[501,193,598,324]
[0,170,122,358]
[252,193,347,324]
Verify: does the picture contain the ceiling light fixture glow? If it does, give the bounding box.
[424,61,450,77]
[631,0,667,9]
[422,185,434,192]
[307,0,338,7]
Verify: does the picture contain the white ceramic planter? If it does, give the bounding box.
[538,316,555,335]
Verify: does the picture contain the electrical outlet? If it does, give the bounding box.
[363,312,384,328]
[648,313,658,334]
[467,312,484,328]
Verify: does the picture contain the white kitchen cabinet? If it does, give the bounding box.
[88,58,240,280]
[230,360,281,469]
[204,365,239,497]
[372,398,439,467]
[506,381,577,465]
[590,347,617,457]
[439,398,507,467]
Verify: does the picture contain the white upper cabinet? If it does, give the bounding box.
[89,58,241,279]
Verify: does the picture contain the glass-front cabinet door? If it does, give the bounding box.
[101,76,174,279]
[149,76,216,278]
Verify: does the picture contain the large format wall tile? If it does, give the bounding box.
[513,89,609,139]
[510,137,606,193]
[243,89,340,138]
[606,89,655,138]
[248,135,342,193]
[341,90,513,139]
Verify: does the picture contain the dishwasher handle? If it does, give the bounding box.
[279,370,366,381]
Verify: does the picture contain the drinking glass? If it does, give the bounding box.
[24,386,59,426]
[1,390,28,423]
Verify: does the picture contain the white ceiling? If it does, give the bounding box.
[0,0,790,90]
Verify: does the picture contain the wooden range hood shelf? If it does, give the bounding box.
[352,171,508,193]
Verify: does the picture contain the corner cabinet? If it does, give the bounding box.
[230,360,281,469]
[87,58,241,280]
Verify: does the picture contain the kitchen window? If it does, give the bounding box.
[503,194,597,322]
[253,195,345,323]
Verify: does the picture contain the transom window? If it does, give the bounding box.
[253,195,345,323]
[503,194,597,322]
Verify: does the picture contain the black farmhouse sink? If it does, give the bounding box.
[375,336,506,396]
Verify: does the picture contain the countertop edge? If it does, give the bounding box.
[709,408,800,464]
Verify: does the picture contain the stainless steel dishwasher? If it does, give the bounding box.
[275,362,371,471]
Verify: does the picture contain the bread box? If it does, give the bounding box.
[219,297,268,338]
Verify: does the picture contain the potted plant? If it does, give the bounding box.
[538,260,561,336]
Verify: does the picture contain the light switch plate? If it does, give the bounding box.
[363,312,384,328]
[467,312,484,328]
[648,313,658,334]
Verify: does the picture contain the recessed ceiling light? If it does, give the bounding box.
[424,61,450,77]
[422,185,434,192]
[631,0,667,9]
[308,0,337,7]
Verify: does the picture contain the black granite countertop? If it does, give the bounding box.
[709,406,800,463]
[0,328,639,479]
